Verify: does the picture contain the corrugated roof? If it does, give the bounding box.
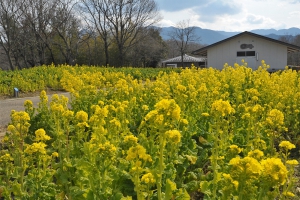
[192,31,300,56]
[162,54,206,63]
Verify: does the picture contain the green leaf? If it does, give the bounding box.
[165,179,177,200]
[86,190,94,200]
[120,196,132,200]
[199,181,212,196]
[12,181,22,196]
[175,188,190,200]
[110,192,124,200]
[183,180,200,192]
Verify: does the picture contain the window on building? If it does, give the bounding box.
[237,51,246,57]
[246,51,255,56]
[237,51,256,57]
[166,63,177,68]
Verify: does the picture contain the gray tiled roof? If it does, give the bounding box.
[162,54,206,63]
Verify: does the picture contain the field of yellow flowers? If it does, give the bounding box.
[0,61,299,199]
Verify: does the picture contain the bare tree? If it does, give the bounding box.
[51,0,82,65]
[0,0,23,70]
[14,0,61,67]
[103,0,161,67]
[278,35,293,43]
[0,0,162,69]
[79,0,112,66]
[168,20,201,67]
[128,27,166,67]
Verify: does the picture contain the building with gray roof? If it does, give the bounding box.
[192,31,300,71]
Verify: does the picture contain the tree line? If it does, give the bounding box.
[0,0,171,70]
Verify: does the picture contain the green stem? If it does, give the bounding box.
[19,125,25,193]
[211,128,220,200]
[270,132,275,156]
[257,183,266,200]
[36,155,41,199]
[212,148,218,200]
[65,123,70,161]
[157,135,165,200]
[136,170,142,200]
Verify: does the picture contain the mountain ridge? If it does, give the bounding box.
[159,26,300,45]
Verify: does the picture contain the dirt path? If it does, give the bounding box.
[0,91,71,138]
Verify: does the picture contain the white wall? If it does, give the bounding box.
[207,34,287,70]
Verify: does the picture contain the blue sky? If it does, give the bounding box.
[156,0,300,31]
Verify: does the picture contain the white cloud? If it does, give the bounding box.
[289,11,300,17]
[195,0,241,22]
[246,15,264,25]
[157,0,205,12]
[158,0,300,31]
[157,9,200,27]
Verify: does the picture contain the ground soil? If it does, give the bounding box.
[0,125,6,139]
[0,88,66,100]
[0,89,69,139]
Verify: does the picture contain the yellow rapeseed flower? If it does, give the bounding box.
[52,152,59,158]
[185,155,197,164]
[201,113,210,117]
[98,142,117,155]
[40,90,48,103]
[25,142,47,154]
[142,105,149,111]
[180,118,188,125]
[126,144,152,162]
[63,110,74,120]
[24,100,33,111]
[232,180,239,190]
[252,104,263,113]
[154,99,181,120]
[211,99,235,116]
[229,156,262,179]
[75,110,88,122]
[0,153,13,162]
[124,135,138,144]
[165,130,181,144]
[51,104,64,114]
[222,173,239,190]
[229,145,242,154]
[261,158,288,185]
[7,125,16,133]
[279,141,296,150]
[11,111,30,122]
[266,109,284,127]
[154,114,164,125]
[51,94,59,101]
[24,100,33,107]
[248,149,264,160]
[144,110,158,121]
[171,107,181,120]
[282,191,295,197]
[77,122,89,128]
[35,128,51,141]
[223,173,231,179]
[141,173,156,184]
[110,118,121,128]
[286,159,298,166]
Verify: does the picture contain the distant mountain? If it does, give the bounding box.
[250,27,300,36]
[159,26,230,45]
[159,27,300,45]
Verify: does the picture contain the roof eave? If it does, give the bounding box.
[191,31,300,55]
